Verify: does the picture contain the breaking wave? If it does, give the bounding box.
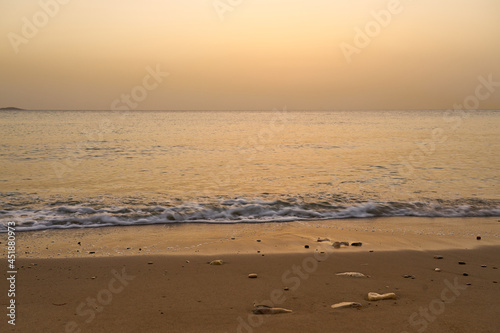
[1,197,499,232]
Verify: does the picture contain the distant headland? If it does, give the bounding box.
[0,107,25,110]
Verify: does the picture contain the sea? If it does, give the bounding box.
[0,109,499,232]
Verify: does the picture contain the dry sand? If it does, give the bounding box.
[1,217,500,332]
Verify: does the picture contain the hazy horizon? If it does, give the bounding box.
[1,0,500,111]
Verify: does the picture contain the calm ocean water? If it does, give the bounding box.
[0,110,499,231]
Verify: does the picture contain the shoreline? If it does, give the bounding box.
[7,217,500,259]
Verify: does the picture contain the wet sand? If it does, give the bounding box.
[1,217,499,332]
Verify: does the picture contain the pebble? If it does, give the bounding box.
[89,251,95,254]
[351,242,363,247]
[185,260,190,263]
[284,287,289,291]
[435,268,441,272]
[481,265,487,268]
[256,240,261,242]
[403,275,415,279]
[458,261,466,265]
[248,273,258,278]
[148,262,153,265]
[209,260,224,265]
[466,283,472,286]
[304,245,309,249]
[434,255,443,259]
[476,236,481,240]
[463,272,469,276]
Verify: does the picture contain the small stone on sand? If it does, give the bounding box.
[481,265,487,268]
[458,261,466,265]
[209,260,224,265]
[248,273,258,278]
[304,245,309,249]
[256,240,261,242]
[332,241,348,248]
[434,255,443,259]
[435,268,441,272]
[476,236,481,240]
[351,242,363,246]
[463,272,469,276]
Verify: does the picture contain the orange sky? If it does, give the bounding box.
[1,0,499,110]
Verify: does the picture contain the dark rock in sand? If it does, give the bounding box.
[304,245,309,249]
[458,261,466,265]
[463,272,469,276]
[351,242,362,246]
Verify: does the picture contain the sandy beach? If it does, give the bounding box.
[1,217,500,333]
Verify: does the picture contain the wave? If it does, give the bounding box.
[1,198,499,232]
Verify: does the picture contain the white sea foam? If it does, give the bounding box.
[1,199,499,232]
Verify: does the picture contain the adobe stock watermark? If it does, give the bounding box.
[213,0,244,21]
[51,64,169,179]
[340,0,409,63]
[397,73,500,178]
[7,0,71,54]
[63,267,135,333]
[236,251,329,333]
[402,277,468,333]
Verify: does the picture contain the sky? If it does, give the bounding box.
[1,0,499,111]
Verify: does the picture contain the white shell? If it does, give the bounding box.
[336,272,367,278]
[367,292,397,301]
[331,302,362,309]
[253,307,292,314]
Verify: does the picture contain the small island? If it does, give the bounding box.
[0,107,25,110]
